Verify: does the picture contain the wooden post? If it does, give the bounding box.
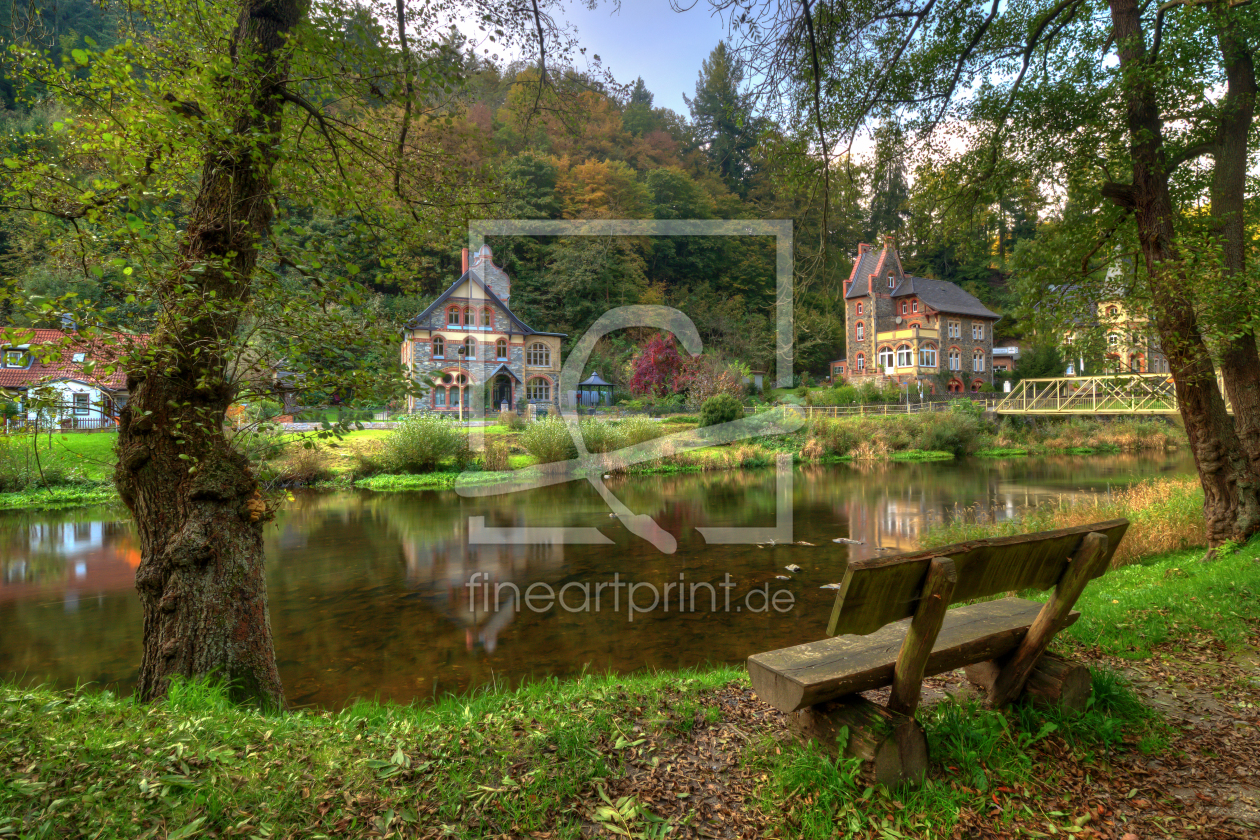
[988,532,1108,707]
[789,695,928,788]
[887,557,957,716]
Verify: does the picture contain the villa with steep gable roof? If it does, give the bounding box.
[401,245,565,413]
[836,236,1000,394]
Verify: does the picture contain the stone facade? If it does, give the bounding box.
[838,237,999,394]
[402,246,565,413]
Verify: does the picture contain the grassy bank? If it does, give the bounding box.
[921,475,1206,568]
[7,539,1259,838]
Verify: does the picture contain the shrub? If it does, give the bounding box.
[382,415,467,473]
[919,412,985,456]
[482,437,510,471]
[521,416,578,463]
[580,419,627,453]
[619,415,659,446]
[275,444,334,484]
[699,393,744,428]
[498,409,525,430]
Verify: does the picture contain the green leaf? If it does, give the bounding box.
[71,49,90,65]
[166,816,206,839]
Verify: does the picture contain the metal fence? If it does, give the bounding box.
[3,416,117,434]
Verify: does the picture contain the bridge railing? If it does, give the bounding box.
[994,374,1182,415]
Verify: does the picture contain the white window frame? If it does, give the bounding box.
[72,392,90,415]
[855,322,864,341]
[896,345,913,367]
[919,346,937,367]
[877,347,894,370]
[973,350,985,372]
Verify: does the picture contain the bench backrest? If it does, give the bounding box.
[827,519,1129,636]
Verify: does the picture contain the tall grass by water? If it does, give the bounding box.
[920,476,1205,567]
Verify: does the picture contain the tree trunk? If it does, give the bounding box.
[115,0,306,708]
[1107,0,1260,546]
[1210,10,1260,475]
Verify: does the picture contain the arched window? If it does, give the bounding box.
[855,322,864,341]
[855,353,865,371]
[856,302,863,316]
[481,308,492,327]
[526,342,550,367]
[495,338,508,360]
[949,379,963,394]
[446,306,460,326]
[877,347,894,370]
[896,344,913,367]
[1107,333,1119,346]
[948,349,961,371]
[918,345,937,367]
[432,335,445,358]
[888,273,896,288]
[462,337,476,360]
[973,349,985,372]
[1106,306,1118,317]
[911,300,918,313]
[971,379,984,392]
[463,307,473,326]
[527,377,551,401]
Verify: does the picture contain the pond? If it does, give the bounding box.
[1,452,1195,709]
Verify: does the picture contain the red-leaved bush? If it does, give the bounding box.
[629,335,683,397]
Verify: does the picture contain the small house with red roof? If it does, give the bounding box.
[837,236,999,394]
[0,328,143,426]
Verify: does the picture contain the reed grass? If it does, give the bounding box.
[920,476,1205,567]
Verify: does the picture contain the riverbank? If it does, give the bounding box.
[4,537,1257,838]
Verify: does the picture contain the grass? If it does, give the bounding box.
[921,475,1205,568]
[0,485,119,510]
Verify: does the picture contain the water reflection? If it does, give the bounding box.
[0,452,1193,708]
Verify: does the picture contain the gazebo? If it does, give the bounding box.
[578,371,613,409]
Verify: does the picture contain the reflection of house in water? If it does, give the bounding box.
[0,518,139,608]
[399,527,567,655]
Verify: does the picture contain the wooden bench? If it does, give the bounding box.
[748,519,1129,787]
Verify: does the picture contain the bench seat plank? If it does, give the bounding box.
[748,597,1079,713]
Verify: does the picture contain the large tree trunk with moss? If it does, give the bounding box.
[1210,12,1260,475]
[115,0,305,707]
[1107,0,1260,546]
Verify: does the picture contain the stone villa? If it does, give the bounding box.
[836,237,1000,393]
[402,246,564,413]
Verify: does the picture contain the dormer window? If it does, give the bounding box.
[3,349,32,368]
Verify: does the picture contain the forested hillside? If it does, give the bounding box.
[0,0,1043,382]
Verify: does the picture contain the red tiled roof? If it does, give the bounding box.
[0,329,148,391]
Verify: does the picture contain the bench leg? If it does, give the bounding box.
[966,653,1093,714]
[988,532,1109,708]
[789,695,928,789]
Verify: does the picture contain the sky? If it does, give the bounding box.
[534,1,735,116]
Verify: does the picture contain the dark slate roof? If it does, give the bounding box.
[844,250,881,299]
[404,270,545,336]
[579,371,612,387]
[892,275,999,319]
[484,363,521,383]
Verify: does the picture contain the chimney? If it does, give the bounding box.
[461,248,469,274]
[883,234,894,249]
[857,243,870,255]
